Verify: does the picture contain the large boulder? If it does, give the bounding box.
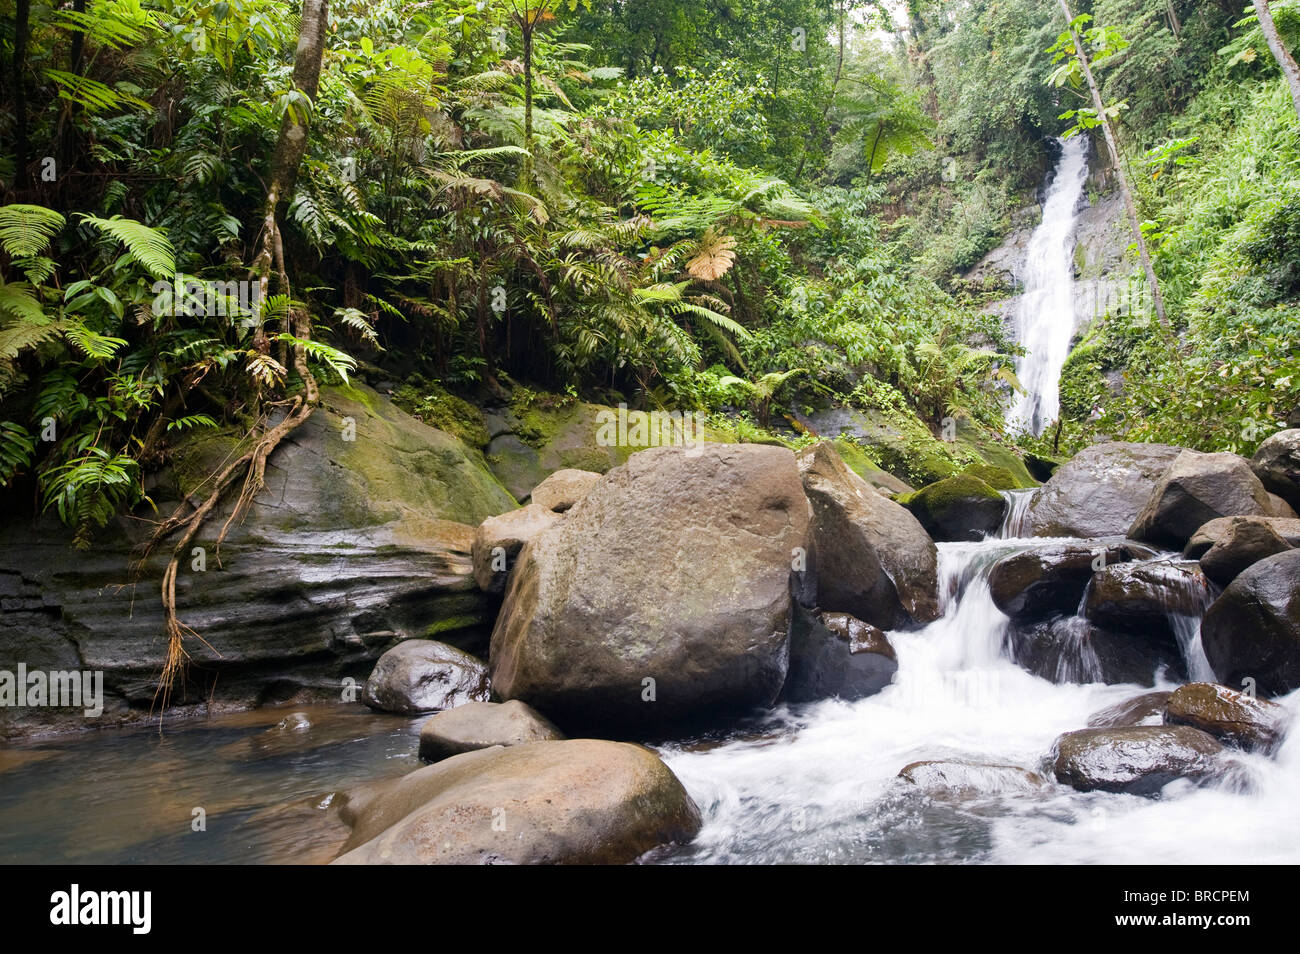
[1086,691,1171,728]
[1251,429,1300,512]
[1197,518,1293,587]
[795,442,939,628]
[333,740,701,864]
[1129,450,1273,549]
[362,639,490,715]
[1049,726,1226,795]
[471,504,562,594]
[1184,516,1300,559]
[1163,683,1290,754]
[1083,561,1212,635]
[418,700,564,762]
[0,383,515,740]
[782,609,898,703]
[527,468,602,512]
[1027,442,1183,538]
[1201,550,1300,696]
[1005,617,1186,686]
[897,474,1006,542]
[489,444,810,732]
[988,543,1150,621]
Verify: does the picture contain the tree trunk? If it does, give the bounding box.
[12,0,31,192]
[1253,0,1300,124]
[522,24,534,183]
[1058,0,1171,336]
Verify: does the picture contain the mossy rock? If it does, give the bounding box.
[801,406,966,487]
[962,462,1020,491]
[391,382,491,449]
[950,415,1038,488]
[833,437,914,495]
[898,474,1008,542]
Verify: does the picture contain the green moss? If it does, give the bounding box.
[899,473,1002,515]
[424,613,492,638]
[962,462,1020,491]
[391,380,491,448]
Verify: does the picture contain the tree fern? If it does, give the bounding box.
[77,215,175,280]
[0,205,66,258]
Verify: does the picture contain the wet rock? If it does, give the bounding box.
[1086,691,1172,728]
[489,444,810,733]
[418,700,564,762]
[899,760,1048,798]
[1027,442,1184,538]
[898,474,1007,542]
[1049,726,1226,795]
[1251,428,1300,512]
[471,503,563,594]
[527,468,602,512]
[1201,550,1300,696]
[1184,515,1300,559]
[795,441,939,628]
[1197,518,1293,587]
[989,543,1142,621]
[782,608,898,703]
[484,399,630,501]
[1005,616,1187,687]
[1129,450,1273,549]
[1163,683,1290,754]
[333,740,701,864]
[362,640,490,715]
[1083,561,1211,634]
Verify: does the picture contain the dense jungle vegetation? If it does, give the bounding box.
[1,0,1298,546]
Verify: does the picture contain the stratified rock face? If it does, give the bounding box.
[1197,519,1293,587]
[1086,691,1172,728]
[1049,726,1225,795]
[333,740,702,865]
[527,468,602,512]
[471,504,562,594]
[899,474,1006,542]
[1251,429,1300,512]
[1184,516,1300,559]
[1163,683,1290,754]
[361,639,490,715]
[782,608,898,703]
[988,543,1147,621]
[1201,550,1300,697]
[1129,450,1273,549]
[898,760,1047,798]
[795,442,939,629]
[489,444,810,732]
[1028,442,1183,538]
[418,700,564,762]
[0,383,515,740]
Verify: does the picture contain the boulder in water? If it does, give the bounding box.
[471,503,562,594]
[418,700,564,762]
[897,474,1007,542]
[1201,550,1300,697]
[1163,682,1290,754]
[1005,617,1186,687]
[1027,442,1183,538]
[527,468,602,512]
[1197,518,1293,587]
[782,608,898,703]
[1049,726,1226,795]
[1184,516,1300,559]
[1129,450,1273,549]
[1086,691,1171,728]
[362,639,490,715]
[989,543,1145,621]
[333,740,701,864]
[1251,429,1300,513]
[795,442,939,628]
[1083,561,1210,634]
[489,444,810,732]
[898,760,1048,798]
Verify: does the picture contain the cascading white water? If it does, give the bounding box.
[654,540,1299,865]
[1008,136,1090,436]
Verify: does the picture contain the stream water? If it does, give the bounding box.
[1,534,1296,865]
[1008,135,1090,437]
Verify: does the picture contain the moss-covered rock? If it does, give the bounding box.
[962,462,1020,491]
[898,473,1007,542]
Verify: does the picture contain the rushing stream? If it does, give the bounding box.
[1008,135,1090,436]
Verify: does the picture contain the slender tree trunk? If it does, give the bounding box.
[523,25,533,182]
[1058,0,1170,336]
[12,0,31,191]
[795,0,845,180]
[1253,0,1300,124]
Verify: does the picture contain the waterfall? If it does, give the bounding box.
[1008,136,1090,436]
[997,489,1037,539]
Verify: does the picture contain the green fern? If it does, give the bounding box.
[77,214,175,280]
[0,205,66,258]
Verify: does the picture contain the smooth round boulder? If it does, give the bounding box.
[1083,561,1211,634]
[898,473,1006,542]
[333,740,702,864]
[782,608,898,703]
[1163,682,1290,754]
[899,760,1048,798]
[1027,442,1183,538]
[489,444,810,732]
[795,442,939,628]
[1049,726,1225,795]
[1201,550,1300,696]
[989,543,1146,621]
[528,468,602,513]
[471,503,562,594]
[418,700,564,762]
[362,639,490,715]
[1086,691,1171,728]
[1129,449,1273,549]
[1251,428,1300,512]
[1197,518,1293,587]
